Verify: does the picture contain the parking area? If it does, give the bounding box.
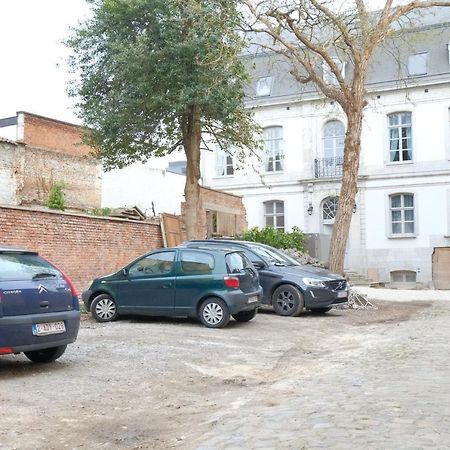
[1,299,450,449]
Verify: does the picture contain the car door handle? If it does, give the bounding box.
[161,283,172,289]
[40,301,49,308]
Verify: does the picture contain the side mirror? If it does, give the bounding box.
[122,268,128,276]
[252,261,265,270]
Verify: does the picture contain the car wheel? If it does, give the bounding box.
[272,284,304,317]
[24,345,67,363]
[311,307,332,314]
[91,294,119,322]
[199,298,230,328]
[232,308,257,322]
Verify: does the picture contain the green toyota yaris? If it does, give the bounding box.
[82,247,262,328]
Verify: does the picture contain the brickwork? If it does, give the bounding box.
[21,112,92,157]
[0,206,163,292]
[181,186,247,238]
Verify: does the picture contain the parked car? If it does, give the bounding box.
[83,247,262,328]
[0,245,80,363]
[183,240,348,316]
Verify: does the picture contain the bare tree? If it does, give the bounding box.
[244,0,450,274]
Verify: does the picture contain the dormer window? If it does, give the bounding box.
[408,52,428,76]
[256,76,273,96]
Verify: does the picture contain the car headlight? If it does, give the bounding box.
[302,277,326,288]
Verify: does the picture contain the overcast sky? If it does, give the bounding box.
[0,0,403,139]
[0,0,90,129]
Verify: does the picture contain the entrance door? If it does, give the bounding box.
[432,247,450,289]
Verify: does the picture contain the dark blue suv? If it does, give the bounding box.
[184,240,348,316]
[0,245,80,363]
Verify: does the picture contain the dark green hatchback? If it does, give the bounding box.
[82,247,262,328]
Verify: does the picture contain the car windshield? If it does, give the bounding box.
[247,244,300,266]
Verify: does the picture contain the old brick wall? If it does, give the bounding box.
[0,139,19,205]
[0,206,163,292]
[181,186,247,238]
[21,112,92,157]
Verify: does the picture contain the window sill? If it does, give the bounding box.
[212,175,234,180]
[388,234,417,239]
[385,161,414,166]
[262,170,285,175]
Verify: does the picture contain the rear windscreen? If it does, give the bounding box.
[0,253,62,282]
[226,252,255,274]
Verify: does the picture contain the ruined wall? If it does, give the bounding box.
[0,206,163,292]
[0,139,19,205]
[21,112,92,157]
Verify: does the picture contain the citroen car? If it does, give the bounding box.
[0,245,80,363]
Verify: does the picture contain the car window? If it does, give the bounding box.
[128,252,175,277]
[247,244,300,266]
[180,251,214,275]
[0,253,62,282]
[226,252,255,275]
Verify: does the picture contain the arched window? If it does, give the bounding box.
[263,127,284,172]
[323,120,345,159]
[388,112,412,162]
[322,196,339,223]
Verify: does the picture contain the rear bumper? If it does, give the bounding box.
[0,310,80,353]
[224,286,263,314]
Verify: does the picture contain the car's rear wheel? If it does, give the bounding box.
[272,284,304,316]
[232,308,257,322]
[311,307,332,314]
[24,345,67,363]
[91,294,119,322]
[199,298,230,328]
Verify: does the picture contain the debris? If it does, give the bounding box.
[283,248,326,268]
[109,206,146,221]
[335,289,378,310]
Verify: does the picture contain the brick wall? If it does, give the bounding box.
[21,112,92,157]
[0,206,163,292]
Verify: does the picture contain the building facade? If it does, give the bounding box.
[202,12,450,287]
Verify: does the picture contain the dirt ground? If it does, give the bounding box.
[0,299,446,449]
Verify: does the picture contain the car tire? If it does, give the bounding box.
[272,284,304,317]
[311,307,332,314]
[91,294,119,322]
[24,345,67,363]
[232,308,257,322]
[199,298,230,328]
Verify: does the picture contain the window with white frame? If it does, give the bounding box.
[215,148,234,176]
[390,193,415,235]
[256,76,273,97]
[408,52,428,76]
[323,58,345,85]
[388,112,412,162]
[323,120,345,159]
[263,126,284,172]
[322,196,339,223]
[264,200,285,230]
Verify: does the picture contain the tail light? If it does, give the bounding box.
[0,347,13,355]
[224,276,240,289]
[42,257,78,297]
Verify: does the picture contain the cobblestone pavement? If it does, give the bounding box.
[1,300,449,449]
[195,301,450,450]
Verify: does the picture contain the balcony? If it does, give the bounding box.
[314,156,343,178]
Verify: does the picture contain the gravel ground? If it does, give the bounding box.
[1,299,449,449]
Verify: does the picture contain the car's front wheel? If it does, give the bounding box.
[24,345,67,363]
[232,308,257,322]
[199,298,230,328]
[272,284,304,316]
[91,294,119,322]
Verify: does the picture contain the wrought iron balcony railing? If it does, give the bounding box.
[314,156,344,178]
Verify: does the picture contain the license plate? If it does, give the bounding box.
[247,296,258,304]
[337,290,348,298]
[32,321,66,336]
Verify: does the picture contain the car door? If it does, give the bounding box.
[117,250,176,315]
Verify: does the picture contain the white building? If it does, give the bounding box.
[202,11,450,288]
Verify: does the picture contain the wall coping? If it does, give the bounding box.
[0,204,160,226]
[200,185,243,199]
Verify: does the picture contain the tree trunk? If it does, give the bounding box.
[182,104,202,240]
[328,104,364,275]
